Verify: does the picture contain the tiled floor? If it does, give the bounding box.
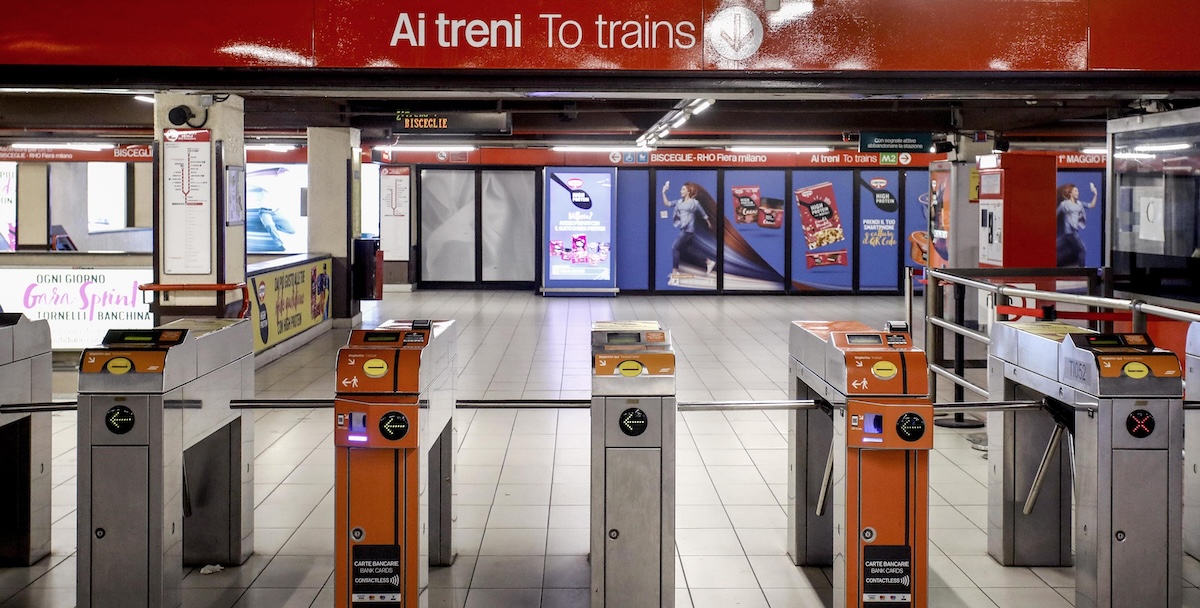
[8,291,1200,607]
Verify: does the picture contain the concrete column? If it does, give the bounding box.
[132,162,153,227]
[307,127,362,322]
[152,93,246,317]
[15,163,49,250]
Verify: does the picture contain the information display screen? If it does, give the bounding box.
[606,332,641,345]
[847,334,884,345]
[542,167,616,294]
[1087,336,1123,346]
[364,332,401,343]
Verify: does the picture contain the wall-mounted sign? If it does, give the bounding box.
[391,111,510,134]
[0,145,153,163]
[859,133,933,154]
[161,129,212,275]
[379,166,411,262]
[247,257,332,352]
[0,267,153,350]
[542,167,617,295]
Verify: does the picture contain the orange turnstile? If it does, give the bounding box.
[334,320,456,608]
[791,322,932,608]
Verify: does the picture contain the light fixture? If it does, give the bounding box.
[671,115,689,129]
[1081,148,1108,155]
[690,99,714,115]
[246,144,296,152]
[1114,152,1155,159]
[133,95,156,104]
[10,143,114,151]
[378,145,477,152]
[552,146,648,152]
[657,128,671,138]
[1133,142,1190,152]
[726,146,831,153]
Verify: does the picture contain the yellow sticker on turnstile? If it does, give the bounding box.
[617,360,644,377]
[363,358,389,379]
[105,357,133,375]
[871,361,898,380]
[1123,361,1150,379]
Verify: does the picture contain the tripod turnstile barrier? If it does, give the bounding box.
[334,319,456,608]
[0,313,52,566]
[790,321,932,608]
[590,321,675,608]
[989,321,1183,608]
[76,318,255,608]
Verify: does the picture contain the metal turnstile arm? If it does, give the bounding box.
[1022,422,1067,516]
[815,438,835,518]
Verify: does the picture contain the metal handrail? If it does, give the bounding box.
[929,317,991,345]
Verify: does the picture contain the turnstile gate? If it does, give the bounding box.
[1186,323,1200,559]
[334,319,456,608]
[590,321,675,608]
[989,321,1183,608]
[76,319,254,608]
[790,321,932,608]
[0,313,52,566]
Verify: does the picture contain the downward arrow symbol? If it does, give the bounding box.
[720,13,755,53]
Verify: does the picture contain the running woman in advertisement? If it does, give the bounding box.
[1056,182,1097,267]
[662,181,715,279]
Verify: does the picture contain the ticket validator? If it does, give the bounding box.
[790,321,932,608]
[0,313,52,566]
[989,321,1183,608]
[76,319,254,608]
[334,320,456,608]
[590,321,675,608]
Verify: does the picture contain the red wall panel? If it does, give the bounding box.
[1088,0,1200,70]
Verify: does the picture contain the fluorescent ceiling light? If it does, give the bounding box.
[1081,148,1108,155]
[11,143,114,151]
[1113,152,1155,159]
[671,116,688,129]
[657,128,671,138]
[727,146,831,153]
[690,99,714,114]
[552,146,648,152]
[246,144,296,152]
[379,145,476,152]
[1133,142,1190,152]
[133,95,156,104]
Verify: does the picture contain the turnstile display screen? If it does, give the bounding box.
[606,332,641,345]
[1086,336,1124,347]
[847,334,883,345]
[363,332,401,343]
[102,329,186,347]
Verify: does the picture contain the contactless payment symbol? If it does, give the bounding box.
[363,358,389,379]
[379,411,409,441]
[617,360,644,378]
[1126,409,1155,438]
[1122,361,1149,379]
[619,408,648,437]
[105,406,135,435]
[106,357,133,375]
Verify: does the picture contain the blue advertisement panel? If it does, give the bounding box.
[543,167,617,294]
[723,170,787,291]
[654,170,719,291]
[903,170,931,289]
[615,169,650,291]
[791,170,854,291]
[1055,170,1104,268]
[858,170,901,291]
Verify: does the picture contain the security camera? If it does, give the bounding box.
[168,105,195,126]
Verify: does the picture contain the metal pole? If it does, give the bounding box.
[1022,422,1066,515]
[936,282,984,428]
[905,266,915,332]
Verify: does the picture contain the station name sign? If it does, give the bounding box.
[392,111,510,135]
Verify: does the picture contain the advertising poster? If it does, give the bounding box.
[928,164,952,269]
[380,166,411,262]
[247,164,308,254]
[903,170,931,290]
[723,170,786,291]
[247,259,331,352]
[858,170,901,291]
[542,167,616,294]
[791,170,854,291]
[162,129,212,275]
[1056,170,1104,268]
[0,268,153,349]
[0,162,15,251]
[655,169,719,291]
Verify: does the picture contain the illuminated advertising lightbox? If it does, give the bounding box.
[0,268,154,349]
[542,167,617,295]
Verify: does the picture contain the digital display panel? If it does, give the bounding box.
[1087,336,1123,346]
[847,334,884,345]
[122,335,155,342]
[543,167,617,294]
[606,332,641,345]
[364,333,401,343]
[864,413,884,435]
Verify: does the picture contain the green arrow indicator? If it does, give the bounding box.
[378,412,410,441]
[619,408,648,437]
[105,405,135,435]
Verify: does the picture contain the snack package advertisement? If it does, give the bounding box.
[543,167,616,294]
[792,172,854,291]
[723,170,786,291]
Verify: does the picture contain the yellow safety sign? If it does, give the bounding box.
[363,358,390,379]
[106,357,133,375]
